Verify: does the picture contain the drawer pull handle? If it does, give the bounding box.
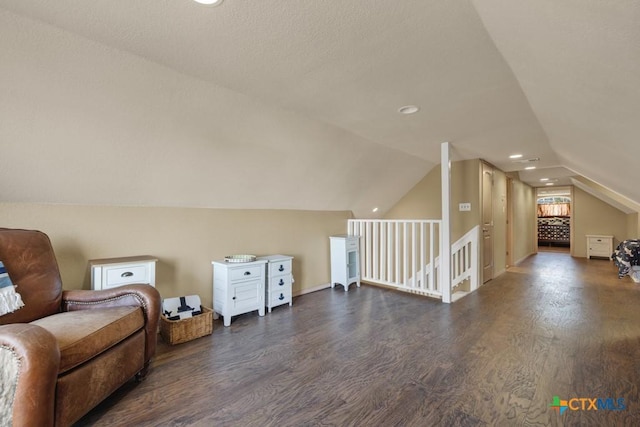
[121,272,134,278]
[597,239,602,242]
[244,271,251,276]
[279,279,284,286]
[278,265,285,272]
[278,293,285,301]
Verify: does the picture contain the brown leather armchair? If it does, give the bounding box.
[0,228,161,426]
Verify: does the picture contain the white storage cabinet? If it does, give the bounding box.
[212,259,267,327]
[586,235,614,259]
[330,235,360,291]
[259,255,294,313]
[90,255,157,290]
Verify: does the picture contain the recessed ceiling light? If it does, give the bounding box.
[525,166,536,170]
[509,154,523,159]
[193,0,223,5]
[372,207,379,213]
[398,105,420,115]
[540,178,549,181]
[545,182,554,186]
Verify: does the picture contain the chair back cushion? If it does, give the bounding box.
[0,228,62,323]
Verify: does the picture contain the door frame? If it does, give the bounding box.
[506,177,513,267]
[481,162,494,283]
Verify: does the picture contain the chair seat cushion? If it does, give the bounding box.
[30,306,144,374]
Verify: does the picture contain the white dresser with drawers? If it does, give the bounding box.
[259,255,294,313]
[212,258,267,326]
[89,255,157,290]
[586,235,614,259]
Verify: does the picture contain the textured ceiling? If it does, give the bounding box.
[0,0,638,216]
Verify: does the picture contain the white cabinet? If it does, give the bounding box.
[89,255,157,290]
[259,255,294,313]
[587,235,614,259]
[330,235,360,291]
[212,259,267,326]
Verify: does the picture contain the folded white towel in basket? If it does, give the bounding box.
[162,295,202,320]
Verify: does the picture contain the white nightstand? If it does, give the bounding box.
[330,235,360,291]
[89,255,157,290]
[212,259,267,326]
[259,255,294,313]
[586,235,614,259]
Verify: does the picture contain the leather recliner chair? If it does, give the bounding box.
[0,228,161,426]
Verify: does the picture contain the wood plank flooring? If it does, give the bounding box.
[76,252,640,426]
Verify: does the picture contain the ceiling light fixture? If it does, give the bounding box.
[398,105,420,115]
[540,178,549,181]
[512,157,540,164]
[509,154,523,159]
[525,166,536,170]
[193,0,223,5]
[545,182,554,186]
[372,207,379,213]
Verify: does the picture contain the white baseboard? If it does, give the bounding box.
[513,252,536,266]
[293,283,331,297]
[451,291,470,302]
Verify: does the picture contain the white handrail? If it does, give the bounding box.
[451,225,480,292]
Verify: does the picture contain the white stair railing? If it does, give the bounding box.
[347,220,479,301]
[451,225,480,293]
[348,219,442,298]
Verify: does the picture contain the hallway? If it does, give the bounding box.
[490,251,639,425]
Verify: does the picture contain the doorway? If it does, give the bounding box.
[536,187,572,252]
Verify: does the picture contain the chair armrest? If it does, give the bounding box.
[62,284,161,364]
[0,323,59,427]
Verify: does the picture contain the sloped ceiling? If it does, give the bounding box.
[0,0,638,217]
[472,0,640,206]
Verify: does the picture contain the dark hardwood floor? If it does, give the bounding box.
[77,252,640,426]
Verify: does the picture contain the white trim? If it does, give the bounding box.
[292,283,331,297]
[514,252,536,266]
[441,142,452,303]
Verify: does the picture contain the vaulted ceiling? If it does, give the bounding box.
[1,0,638,217]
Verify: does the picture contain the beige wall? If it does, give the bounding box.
[572,187,629,257]
[511,179,536,264]
[451,159,481,241]
[385,159,482,241]
[627,212,640,238]
[384,159,519,277]
[384,165,442,220]
[0,203,350,307]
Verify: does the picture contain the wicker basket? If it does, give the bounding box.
[160,307,213,345]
